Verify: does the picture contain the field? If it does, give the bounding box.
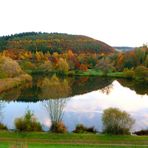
[0,131,148,148]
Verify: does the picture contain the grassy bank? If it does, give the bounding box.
[20,59,147,82]
[1,131,148,147]
[73,69,126,78]
[73,69,148,84]
[2,143,148,148]
[24,68,126,78]
[0,74,32,93]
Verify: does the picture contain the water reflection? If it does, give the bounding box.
[64,81,148,131]
[118,79,148,95]
[0,101,5,122]
[38,75,71,99]
[0,75,147,132]
[0,83,32,101]
[0,74,147,101]
[99,84,113,95]
[0,75,114,101]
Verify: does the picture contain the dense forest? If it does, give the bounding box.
[0,32,114,54]
[0,32,147,85]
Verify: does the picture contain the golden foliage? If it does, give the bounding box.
[37,75,71,99]
[0,56,24,78]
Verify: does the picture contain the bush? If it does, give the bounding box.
[15,109,42,132]
[50,121,67,133]
[0,122,7,130]
[73,124,96,133]
[123,68,135,79]
[134,66,148,82]
[0,56,23,78]
[102,108,135,135]
[134,130,148,135]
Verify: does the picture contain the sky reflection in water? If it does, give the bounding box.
[1,80,148,132]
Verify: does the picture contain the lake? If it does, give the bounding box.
[0,74,148,132]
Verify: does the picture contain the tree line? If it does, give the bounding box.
[0,32,114,54]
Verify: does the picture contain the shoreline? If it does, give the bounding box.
[25,69,147,83]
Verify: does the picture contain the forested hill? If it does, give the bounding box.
[0,32,114,54]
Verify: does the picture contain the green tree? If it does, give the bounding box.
[134,66,148,82]
[15,109,42,132]
[144,55,148,67]
[135,48,146,65]
[123,68,135,79]
[102,108,135,135]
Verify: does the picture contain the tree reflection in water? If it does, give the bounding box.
[118,79,148,95]
[0,82,32,101]
[0,74,147,101]
[38,75,71,99]
[99,84,113,95]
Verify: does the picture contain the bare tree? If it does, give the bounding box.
[43,98,67,123]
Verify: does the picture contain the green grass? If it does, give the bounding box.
[28,145,148,148]
[1,143,148,148]
[107,72,126,78]
[75,69,126,78]
[75,69,104,76]
[1,131,148,148]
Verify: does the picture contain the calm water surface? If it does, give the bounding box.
[0,75,147,132]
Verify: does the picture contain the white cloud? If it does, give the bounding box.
[0,0,148,46]
[65,81,148,113]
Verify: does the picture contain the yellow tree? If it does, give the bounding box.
[57,58,69,74]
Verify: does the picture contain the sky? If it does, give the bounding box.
[0,0,148,46]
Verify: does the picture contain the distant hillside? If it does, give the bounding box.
[0,32,114,54]
[114,46,135,52]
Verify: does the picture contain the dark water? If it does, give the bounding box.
[0,74,148,132]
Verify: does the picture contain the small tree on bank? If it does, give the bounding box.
[15,109,42,132]
[50,121,67,133]
[102,108,135,135]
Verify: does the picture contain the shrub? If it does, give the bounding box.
[123,68,135,79]
[79,64,88,72]
[0,56,23,78]
[15,109,42,132]
[102,108,135,135]
[50,121,67,133]
[73,124,96,133]
[0,122,7,130]
[95,60,115,75]
[134,129,148,135]
[134,66,148,82]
